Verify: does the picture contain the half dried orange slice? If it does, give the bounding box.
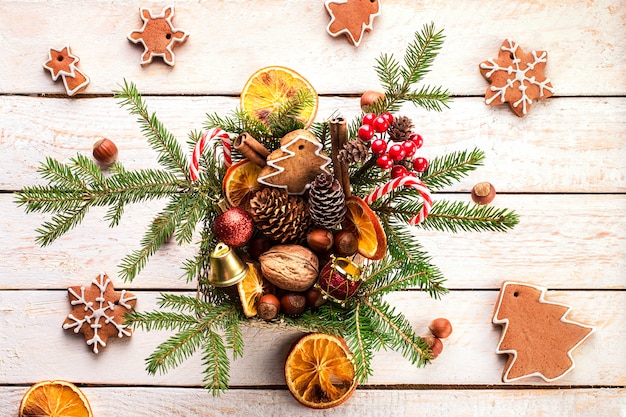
[344,195,387,260]
[285,333,357,409]
[223,159,262,209]
[241,66,318,128]
[237,262,272,318]
[19,380,93,417]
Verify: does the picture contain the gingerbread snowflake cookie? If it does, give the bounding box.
[492,281,594,382]
[479,39,554,117]
[63,273,137,353]
[42,46,90,96]
[325,0,380,47]
[127,5,188,66]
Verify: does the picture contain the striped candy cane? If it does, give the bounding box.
[189,128,232,181]
[364,175,433,225]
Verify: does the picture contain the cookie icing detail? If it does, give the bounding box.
[63,272,137,353]
[127,5,189,66]
[479,39,554,116]
[492,281,595,382]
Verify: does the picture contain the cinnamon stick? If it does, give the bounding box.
[234,132,270,167]
[329,117,351,197]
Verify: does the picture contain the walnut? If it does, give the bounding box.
[259,245,319,291]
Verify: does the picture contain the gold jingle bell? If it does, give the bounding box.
[207,243,248,287]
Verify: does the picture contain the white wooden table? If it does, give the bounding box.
[1,1,624,415]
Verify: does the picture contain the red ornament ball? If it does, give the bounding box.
[370,138,388,155]
[413,157,429,173]
[317,258,362,303]
[358,124,375,141]
[213,207,254,247]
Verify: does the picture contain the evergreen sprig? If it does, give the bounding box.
[367,23,451,116]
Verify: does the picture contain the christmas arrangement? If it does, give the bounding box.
[17,24,520,408]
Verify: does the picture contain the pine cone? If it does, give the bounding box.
[249,188,311,243]
[388,115,414,142]
[338,139,370,165]
[308,173,346,229]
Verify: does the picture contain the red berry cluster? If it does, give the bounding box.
[357,113,428,178]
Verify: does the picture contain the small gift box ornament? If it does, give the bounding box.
[317,255,363,305]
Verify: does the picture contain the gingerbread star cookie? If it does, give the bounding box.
[257,129,331,195]
[479,39,554,117]
[325,0,381,47]
[63,273,137,353]
[42,46,90,96]
[492,281,594,382]
[127,5,188,66]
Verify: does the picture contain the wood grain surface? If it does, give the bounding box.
[0,0,624,415]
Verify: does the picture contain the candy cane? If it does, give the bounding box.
[364,175,433,225]
[190,128,232,181]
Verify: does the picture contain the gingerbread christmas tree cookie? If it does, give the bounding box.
[127,5,188,66]
[325,0,380,47]
[42,46,90,96]
[492,281,594,382]
[257,129,331,195]
[479,39,554,117]
[63,272,137,353]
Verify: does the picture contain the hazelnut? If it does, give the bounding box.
[257,294,280,321]
[307,229,334,253]
[471,182,496,205]
[280,292,307,316]
[333,230,358,257]
[423,336,443,359]
[429,318,453,339]
[304,286,326,309]
[360,90,385,110]
[92,138,118,165]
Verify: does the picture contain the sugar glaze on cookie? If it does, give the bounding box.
[492,281,594,382]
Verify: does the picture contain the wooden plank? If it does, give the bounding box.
[0,290,622,386]
[0,0,623,96]
[2,95,625,193]
[2,193,624,290]
[0,386,623,417]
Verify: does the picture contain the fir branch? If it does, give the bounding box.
[421,148,485,191]
[221,308,245,360]
[119,193,194,281]
[145,325,208,375]
[125,310,199,332]
[419,200,520,233]
[202,330,230,394]
[370,23,451,115]
[267,88,313,140]
[34,205,90,247]
[361,298,432,365]
[344,303,375,383]
[114,80,190,178]
[157,293,215,314]
[376,221,448,299]
[204,108,270,144]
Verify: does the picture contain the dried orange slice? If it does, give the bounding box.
[344,195,387,260]
[19,380,93,417]
[241,66,318,128]
[285,333,357,409]
[223,159,262,209]
[237,262,271,317]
